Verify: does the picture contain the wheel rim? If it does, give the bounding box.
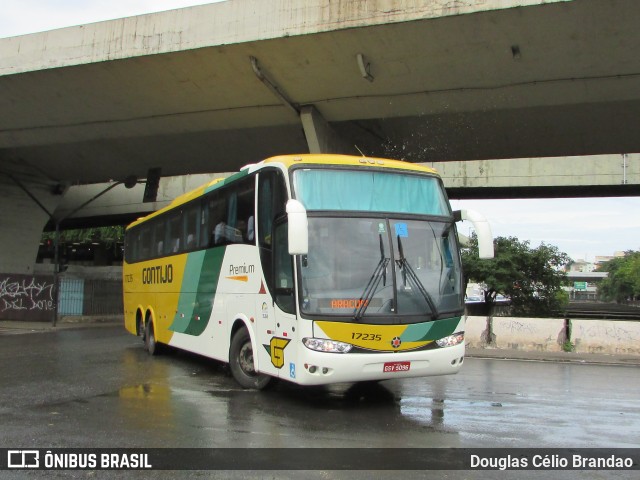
[147,324,155,350]
[238,341,256,376]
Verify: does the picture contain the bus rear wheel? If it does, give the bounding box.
[229,328,272,390]
[144,320,161,356]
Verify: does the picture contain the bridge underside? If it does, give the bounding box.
[2,0,640,183]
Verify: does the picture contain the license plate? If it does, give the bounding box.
[383,361,411,373]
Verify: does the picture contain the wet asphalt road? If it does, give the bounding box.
[0,325,638,479]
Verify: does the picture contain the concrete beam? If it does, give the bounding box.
[0,181,63,274]
[300,105,353,154]
[1,173,233,274]
[427,153,640,198]
[51,172,233,228]
[0,0,561,76]
[53,152,640,230]
[3,0,640,184]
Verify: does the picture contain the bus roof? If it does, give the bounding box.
[127,154,439,229]
[263,154,438,174]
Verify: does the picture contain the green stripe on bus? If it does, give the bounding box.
[401,317,460,342]
[204,169,248,194]
[170,247,226,336]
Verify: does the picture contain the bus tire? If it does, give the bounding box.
[229,328,272,390]
[145,320,161,356]
[137,315,145,343]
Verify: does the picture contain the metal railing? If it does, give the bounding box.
[58,277,123,316]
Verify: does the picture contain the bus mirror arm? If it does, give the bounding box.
[286,200,309,255]
[454,209,494,259]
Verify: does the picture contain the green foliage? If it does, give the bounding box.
[462,235,571,317]
[42,226,125,247]
[596,251,640,303]
[562,339,575,353]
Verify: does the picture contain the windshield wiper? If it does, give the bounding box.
[396,236,439,319]
[354,235,389,321]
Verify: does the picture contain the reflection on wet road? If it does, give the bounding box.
[1,325,638,451]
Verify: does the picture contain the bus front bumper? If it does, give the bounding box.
[289,343,465,386]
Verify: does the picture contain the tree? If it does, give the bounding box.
[42,226,125,247]
[597,251,640,303]
[462,235,571,317]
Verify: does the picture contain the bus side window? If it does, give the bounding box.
[207,193,226,246]
[167,213,182,254]
[258,170,287,248]
[213,177,255,245]
[153,221,164,258]
[139,225,151,261]
[233,177,256,245]
[124,231,131,262]
[126,229,137,263]
[183,204,200,251]
[273,220,295,314]
[199,198,209,248]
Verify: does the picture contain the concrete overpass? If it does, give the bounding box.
[51,152,640,230]
[2,0,640,274]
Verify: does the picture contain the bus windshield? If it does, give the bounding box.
[299,217,463,323]
[292,168,450,215]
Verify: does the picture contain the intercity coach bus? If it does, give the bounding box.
[123,154,493,389]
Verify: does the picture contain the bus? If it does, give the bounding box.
[123,154,493,389]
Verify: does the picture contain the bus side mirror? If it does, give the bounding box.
[286,200,308,255]
[454,209,494,259]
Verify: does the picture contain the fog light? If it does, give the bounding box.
[436,332,464,348]
[303,337,353,353]
[308,365,317,373]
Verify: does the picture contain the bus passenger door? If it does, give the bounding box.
[270,219,299,382]
[256,170,297,381]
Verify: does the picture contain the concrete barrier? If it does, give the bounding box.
[465,315,640,356]
[464,316,489,348]
[492,317,565,352]
[572,320,640,355]
[465,316,566,352]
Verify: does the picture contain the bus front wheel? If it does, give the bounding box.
[229,328,272,390]
[137,315,145,343]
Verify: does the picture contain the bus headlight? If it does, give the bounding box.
[303,338,353,353]
[436,332,464,348]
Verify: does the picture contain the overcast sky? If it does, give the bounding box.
[3,0,639,262]
[0,1,219,38]
[451,197,640,262]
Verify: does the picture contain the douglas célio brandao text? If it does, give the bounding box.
[470,453,635,470]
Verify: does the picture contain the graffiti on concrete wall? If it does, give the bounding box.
[576,322,640,343]
[570,320,640,354]
[497,319,538,335]
[0,276,54,313]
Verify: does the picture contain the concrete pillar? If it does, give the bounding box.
[300,105,353,154]
[0,181,63,274]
